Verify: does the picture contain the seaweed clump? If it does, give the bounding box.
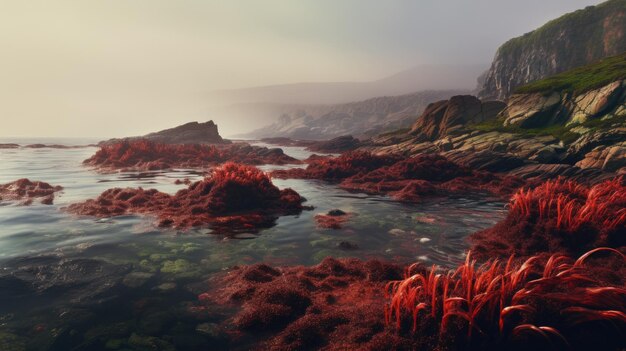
[84,139,299,172]
[471,177,626,258]
[67,163,307,230]
[197,258,413,350]
[274,152,525,201]
[0,178,63,205]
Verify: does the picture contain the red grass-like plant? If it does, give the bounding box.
[472,177,626,257]
[84,139,299,171]
[67,163,306,230]
[385,248,626,350]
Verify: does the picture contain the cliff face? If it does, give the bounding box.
[479,0,626,100]
[244,90,466,140]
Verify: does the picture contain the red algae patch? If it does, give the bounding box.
[386,249,626,351]
[272,151,403,180]
[84,139,300,172]
[314,209,351,229]
[197,257,415,350]
[471,177,626,258]
[67,163,307,230]
[0,179,63,205]
[274,152,525,202]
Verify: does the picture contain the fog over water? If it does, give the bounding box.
[0,0,604,138]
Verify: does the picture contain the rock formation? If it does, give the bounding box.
[409,95,505,140]
[102,120,228,145]
[364,54,626,181]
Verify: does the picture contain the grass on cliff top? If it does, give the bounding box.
[515,52,626,95]
[499,0,626,59]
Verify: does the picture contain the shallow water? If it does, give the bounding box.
[0,139,506,350]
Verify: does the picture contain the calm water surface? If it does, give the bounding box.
[0,138,506,350]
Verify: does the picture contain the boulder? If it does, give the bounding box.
[411,95,505,140]
[500,92,563,127]
[568,80,623,125]
[576,142,626,172]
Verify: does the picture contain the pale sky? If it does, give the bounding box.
[0,0,604,138]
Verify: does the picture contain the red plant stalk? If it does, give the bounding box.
[386,248,626,347]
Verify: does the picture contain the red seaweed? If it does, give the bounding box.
[272,151,403,180]
[471,177,626,258]
[84,139,300,172]
[67,163,307,230]
[196,258,411,350]
[0,178,63,205]
[274,152,525,201]
[386,249,626,350]
[314,209,351,229]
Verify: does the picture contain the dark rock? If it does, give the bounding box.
[102,120,229,145]
[327,209,347,216]
[337,241,358,250]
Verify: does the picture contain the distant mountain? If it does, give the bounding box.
[479,0,626,100]
[213,64,486,106]
[239,90,467,140]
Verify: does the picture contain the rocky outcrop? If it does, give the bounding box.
[500,80,625,128]
[364,77,626,183]
[409,95,505,140]
[103,120,228,145]
[479,0,626,100]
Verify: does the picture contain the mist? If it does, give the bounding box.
[0,0,605,138]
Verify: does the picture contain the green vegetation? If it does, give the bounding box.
[516,52,626,95]
[471,112,625,145]
[471,118,580,144]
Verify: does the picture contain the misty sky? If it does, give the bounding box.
[0,0,605,138]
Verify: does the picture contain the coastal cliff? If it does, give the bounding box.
[479,0,626,100]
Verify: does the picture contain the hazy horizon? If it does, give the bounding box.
[0,0,605,138]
